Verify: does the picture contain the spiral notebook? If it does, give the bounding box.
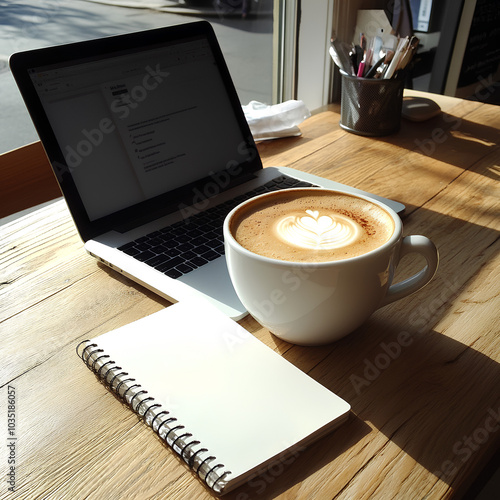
[77,300,350,495]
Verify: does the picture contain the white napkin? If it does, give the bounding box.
[242,100,311,141]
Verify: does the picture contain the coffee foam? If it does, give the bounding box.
[230,190,395,263]
[276,209,362,250]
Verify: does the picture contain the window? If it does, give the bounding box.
[1,0,276,153]
[275,0,335,110]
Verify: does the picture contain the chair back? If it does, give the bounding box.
[0,141,61,219]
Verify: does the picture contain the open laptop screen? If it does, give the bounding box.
[10,22,261,239]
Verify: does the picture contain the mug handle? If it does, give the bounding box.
[380,235,439,307]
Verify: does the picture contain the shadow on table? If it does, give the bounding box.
[386,114,499,178]
[324,322,500,495]
[258,102,499,199]
[224,202,499,498]
[224,414,371,500]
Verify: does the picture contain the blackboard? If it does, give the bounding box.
[457,0,500,88]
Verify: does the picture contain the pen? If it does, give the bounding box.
[356,53,366,77]
[377,49,394,78]
[330,36,355,75]
[397,36,419,72]
[357,33,367,76]
[349,44,359,74]
[364,54,385,78]
[360,33,367,53]
[383,36,407,79]
[364,36,374,70]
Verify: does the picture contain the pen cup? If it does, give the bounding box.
[339,71,404,136]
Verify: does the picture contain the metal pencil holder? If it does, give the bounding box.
[340,71,404,136]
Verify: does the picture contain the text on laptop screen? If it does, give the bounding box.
[29,37,250,221]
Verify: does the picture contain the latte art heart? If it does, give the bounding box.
[276,209,362,249]
[231,190,395,262]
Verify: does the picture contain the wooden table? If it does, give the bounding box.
[1,91,499,499]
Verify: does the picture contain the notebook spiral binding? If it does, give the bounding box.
[76,340,232,494]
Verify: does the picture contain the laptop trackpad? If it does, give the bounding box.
[178,257,247,320]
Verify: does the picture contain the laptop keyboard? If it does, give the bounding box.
[118,175,317,279]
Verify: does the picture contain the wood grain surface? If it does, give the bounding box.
[1,91,498,500]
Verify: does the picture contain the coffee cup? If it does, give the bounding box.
[223,188,438,345]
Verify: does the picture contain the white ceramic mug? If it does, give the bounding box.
[223,188,439,345]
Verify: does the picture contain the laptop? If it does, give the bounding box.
[10,21,404,320]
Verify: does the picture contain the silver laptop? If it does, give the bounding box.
[10,21,404,319]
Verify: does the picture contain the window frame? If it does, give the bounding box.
[274,0,335,110]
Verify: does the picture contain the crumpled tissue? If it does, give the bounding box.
[242,100,311,141]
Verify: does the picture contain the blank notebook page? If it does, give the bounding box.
[90,299,350,492]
